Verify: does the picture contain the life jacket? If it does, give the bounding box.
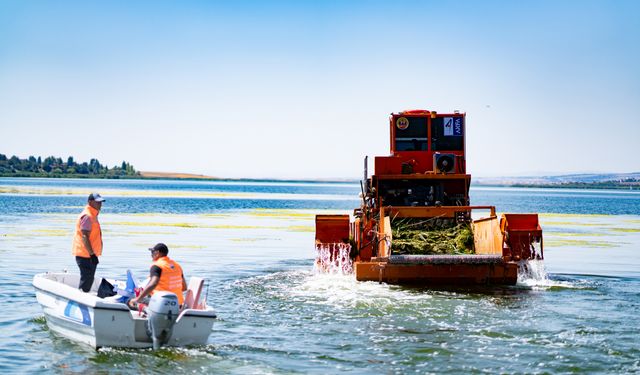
[151,256,184,305]
[71,205,102,258]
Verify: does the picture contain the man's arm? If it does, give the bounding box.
[81,229,95,256]
[182,275,187,291]
[131,275,159,303]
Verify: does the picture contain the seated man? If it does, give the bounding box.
[128,243,187,309]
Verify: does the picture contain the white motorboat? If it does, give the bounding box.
[33,272,216,349]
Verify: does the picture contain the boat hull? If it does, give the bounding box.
[33,273,216,349]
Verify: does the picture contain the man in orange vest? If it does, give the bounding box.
[72,192,105,292]
[129,243,187,308]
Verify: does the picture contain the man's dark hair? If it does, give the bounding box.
[149,243,169,255]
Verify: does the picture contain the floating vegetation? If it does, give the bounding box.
[287,225,314,232]
[549,231,607,237]
[610,228,640,233]
[248,209,316,218]
[541,221,613,227]
[29,315,47,325]
[110,221,208,228]
[211,225,264,229]
[390,218,474,255]
[168,244,205,249]
[32,229,70,236]
[539,213,612,218]
[544,239,622,248]
[109,221,297,231]
[230,238,271,242]
[123,231,177,235]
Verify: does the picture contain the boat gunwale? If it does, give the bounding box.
[33,272,217,317]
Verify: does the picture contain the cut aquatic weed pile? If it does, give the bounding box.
[390,217,475,255]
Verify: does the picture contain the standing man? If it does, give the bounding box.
[72,192,105,292]
[129,243,187,308]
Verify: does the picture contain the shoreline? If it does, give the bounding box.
[139,171,218,179]
[0,173,360,184]
[0,174,637,190]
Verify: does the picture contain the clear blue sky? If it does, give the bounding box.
[1,0,638,179]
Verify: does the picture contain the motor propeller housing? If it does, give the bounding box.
[146,291,180,349]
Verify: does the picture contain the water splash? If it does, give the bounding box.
[314,243,353,275]
[531,238,543,259]
[517,260,548,284]
[517,259,587,289]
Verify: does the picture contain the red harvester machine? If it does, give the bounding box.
[315,109,543,285]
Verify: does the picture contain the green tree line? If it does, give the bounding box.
[0,153,140,178]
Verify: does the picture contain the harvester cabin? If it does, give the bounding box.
[373,110,470,210]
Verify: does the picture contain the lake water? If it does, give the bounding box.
[1,177,639,373]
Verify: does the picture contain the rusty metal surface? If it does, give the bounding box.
[354,261,518,285]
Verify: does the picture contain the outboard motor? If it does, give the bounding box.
[146,291,180,350]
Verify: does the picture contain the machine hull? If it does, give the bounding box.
[355,257,518,285]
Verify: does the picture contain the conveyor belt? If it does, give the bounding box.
[388,254,504,265]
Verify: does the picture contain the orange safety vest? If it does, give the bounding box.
[151,256,184,305]
[71,205,103,258]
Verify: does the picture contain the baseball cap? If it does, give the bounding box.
[149,243,169,254]
[88,192,106,202]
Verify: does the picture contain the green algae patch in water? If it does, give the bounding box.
[542,221,614,227]
[548,231,607,237]
[230,237,272,242]
[32,229,70,237]
[610,227,640,233]
[211,224,266,229]
[539,213,613,218]
[248,209,316,218]
[544,238,623,248]
[167,244,205,249]
[286,225,314,232]
[29,315,47,325]
[123,230,177,235]
[110,221,205,228]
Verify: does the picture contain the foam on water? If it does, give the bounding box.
[289,271,431,313]
[517,260,578,289]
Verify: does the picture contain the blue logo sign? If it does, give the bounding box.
[453,117,463,136]
[64,301,92,326]
[444,117,463,136]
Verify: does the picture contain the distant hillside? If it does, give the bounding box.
[139,171,217,179]
[475,172,640,190]
[0,153,140,178]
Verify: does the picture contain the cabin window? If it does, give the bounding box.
[431,116,464,151]
[394,116,428,151]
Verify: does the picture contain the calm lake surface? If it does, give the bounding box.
[1,177,639,373]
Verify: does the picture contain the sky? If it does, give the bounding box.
[1,0,638,179]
